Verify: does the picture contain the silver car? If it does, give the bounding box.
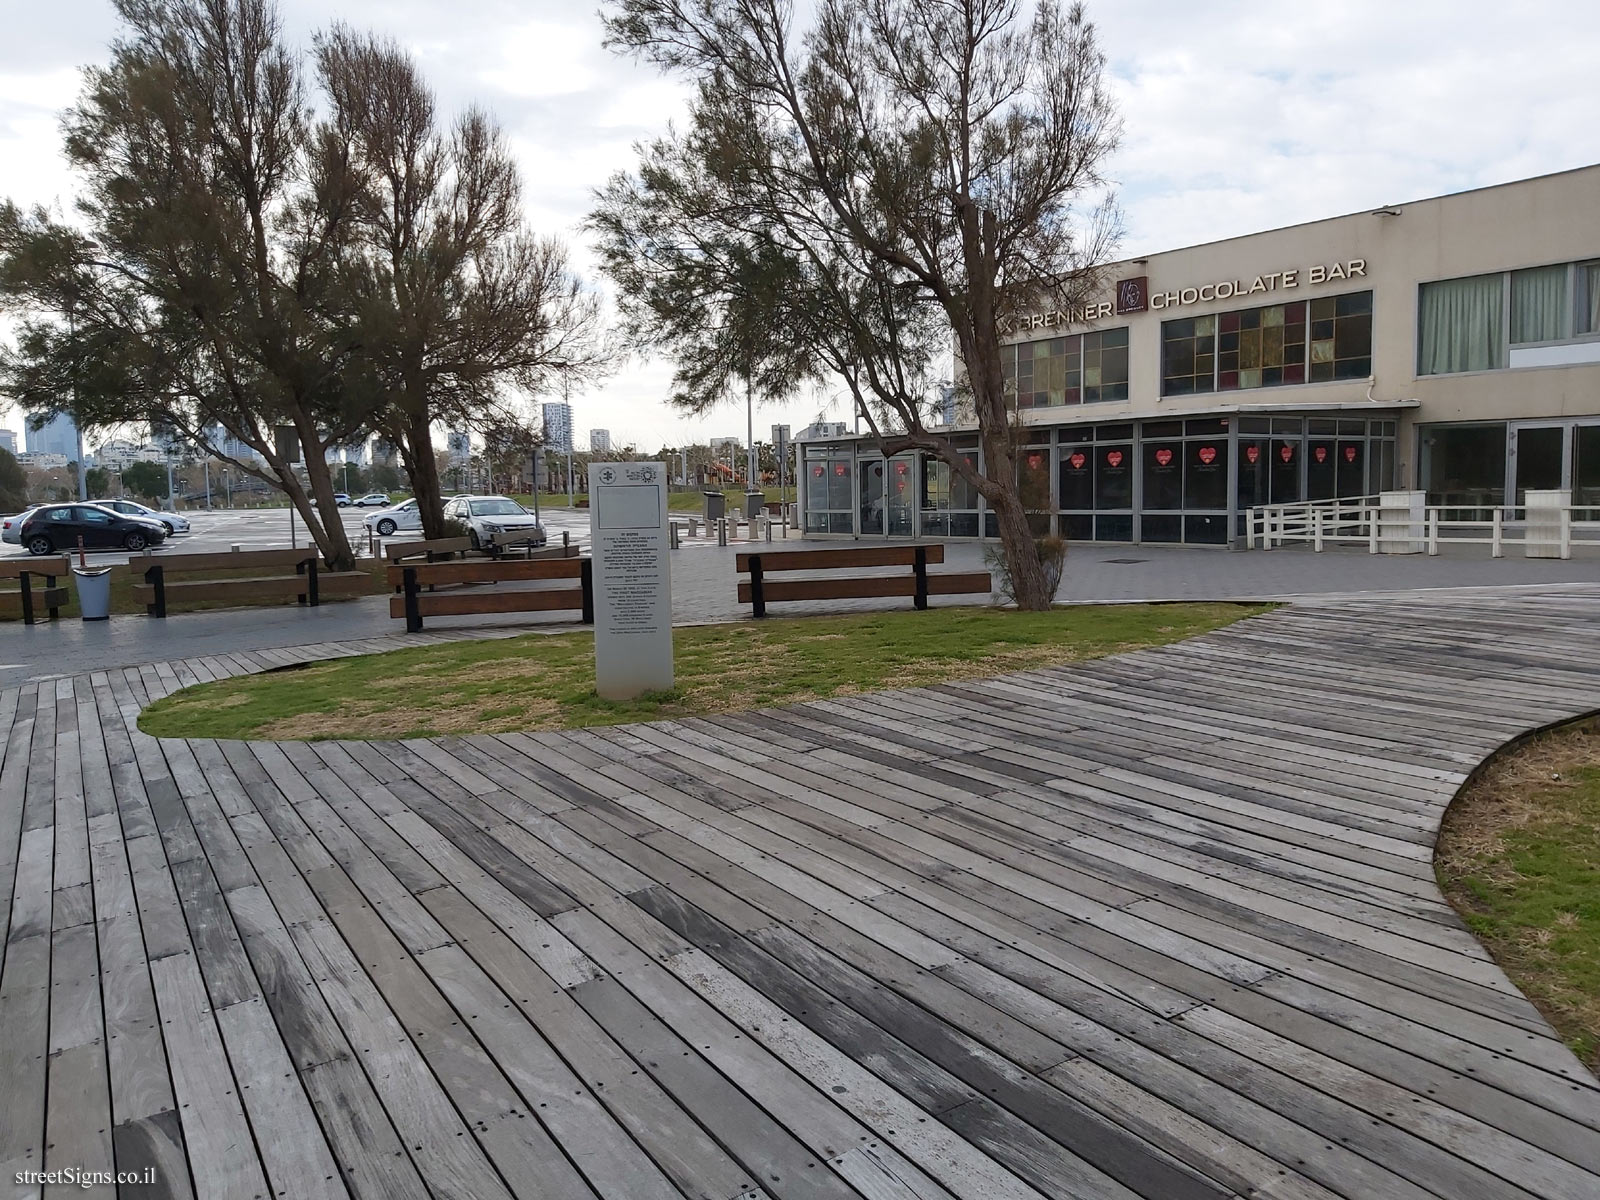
[95,498,190,535]
[443,494,546,552]
[2,507,40,544]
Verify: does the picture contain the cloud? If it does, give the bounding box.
[3,0,1598,448]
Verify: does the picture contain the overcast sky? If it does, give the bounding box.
[3,0,1598,453]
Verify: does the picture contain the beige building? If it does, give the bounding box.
[799,164,1600,544]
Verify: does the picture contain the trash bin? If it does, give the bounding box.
[73,566,114,621]
[703,490,726,520]
[743,490,764,519]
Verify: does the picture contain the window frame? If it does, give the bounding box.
[1161,290,1373,397]
[1419,259,1600,377]
[1003,325,1130,408]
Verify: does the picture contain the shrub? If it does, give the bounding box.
[984,533,1067,605]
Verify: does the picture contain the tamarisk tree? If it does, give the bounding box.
[0,0,374,568]
[593,0,1120,608]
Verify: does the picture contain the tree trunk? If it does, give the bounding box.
[397,409,448,540]
[289,421,357,571]
[977,431,1052,610]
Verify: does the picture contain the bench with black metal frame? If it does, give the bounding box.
[0,556,72,625]
[382,535,475,566]
[133,548,368,617]
[388,556,595,632]
[735,544,991,618]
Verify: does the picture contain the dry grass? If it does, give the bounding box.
[1437,717,1600,1075]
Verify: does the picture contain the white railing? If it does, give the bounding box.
[1247,496,1592,558]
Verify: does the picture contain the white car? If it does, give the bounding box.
[95,498,190,535]
[444,494,546,552]
[354,492,392,507]
[363,497,422,537]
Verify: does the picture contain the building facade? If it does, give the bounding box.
[589,428,612,452]
[542,402,573,454]
[798,164,1600,544]
[27,412,80,462]
[0,429,16,455]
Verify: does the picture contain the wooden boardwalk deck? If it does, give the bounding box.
[3,589,1599,1199]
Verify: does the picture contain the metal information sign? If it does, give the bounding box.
[590,462,673,699]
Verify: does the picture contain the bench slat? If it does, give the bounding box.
[383,536,473,563]
[386,559,584,587]
[734,544,944,573]
[0,587,69,609]
[136,548,316,573]
[737,570,990,605]
[0,556,71,580]
[388,588,586,619]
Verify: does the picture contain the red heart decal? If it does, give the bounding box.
[1068,452,1086,470]
[1246,445,1260,464]
[1106,450,1124,468]
[1154,448,1173,467]
[1314,445,1328,463]
[812,465,824,478]
[1279,444,1294,462]
[834,463,847,476]
[1344,445,1357,462]
[1198,446,1217,465]
[1027,453,1043,469]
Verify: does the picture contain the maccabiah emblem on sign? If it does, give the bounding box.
[599,467,617,484]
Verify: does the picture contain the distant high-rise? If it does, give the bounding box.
[588,428,612,453]
[541,402,573,454]
[27,411,80,461]
[0,429,16,455]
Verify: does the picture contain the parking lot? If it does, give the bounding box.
[0,501,592,564]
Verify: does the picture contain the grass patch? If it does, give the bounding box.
[138,602,1264,742]
[1437,717,1600,1075]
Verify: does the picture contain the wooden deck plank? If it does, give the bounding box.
[7,588,1600,1200]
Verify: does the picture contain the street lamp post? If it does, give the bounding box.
[563,373,575,508]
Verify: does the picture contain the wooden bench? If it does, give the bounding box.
[388,557,594,632]
[133,549,369,617]
[383,535,474,565]
[0,556,71,624]
[736,544,991,618]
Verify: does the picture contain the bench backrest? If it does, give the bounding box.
[734,544,945,573]
[385,557,584,588]
[0,556,71,581]
[383,536,473,563]
[137,548,317,575]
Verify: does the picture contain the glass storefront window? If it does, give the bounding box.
[1002,328,1128,408]
[1143,441,1183,510]
[1576,426,1600,519]
[1164,292,1371,395]
[1185,439,1228,510]
[1423,424,1506,515]
[1059,443,1093,511]
[1095,442,1133,510]
[804,454,856,533]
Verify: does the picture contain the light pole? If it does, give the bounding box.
[745,374,756,491]
[563,373,575,508]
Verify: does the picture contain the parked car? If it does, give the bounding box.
[20,503,168,555]
[94,498,190,535]
[443,494,547,552]
[2,506,41,545]
[334,492,352,507]
[354,492,391,507]
[363,497,422,538]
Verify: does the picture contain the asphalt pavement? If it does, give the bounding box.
[0,503,593,565]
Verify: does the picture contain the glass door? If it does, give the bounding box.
[1576,424,1600,521]
[1509,424,1568,506]
[858,458,886,536]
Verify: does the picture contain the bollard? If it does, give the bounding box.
[764,517,773,543]
[718,518,728,547]
[670,523,680,549]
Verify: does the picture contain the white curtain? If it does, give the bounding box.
[1586,263,1600,333]
[1419,275,1505,374]
[1510,265,1567,344]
